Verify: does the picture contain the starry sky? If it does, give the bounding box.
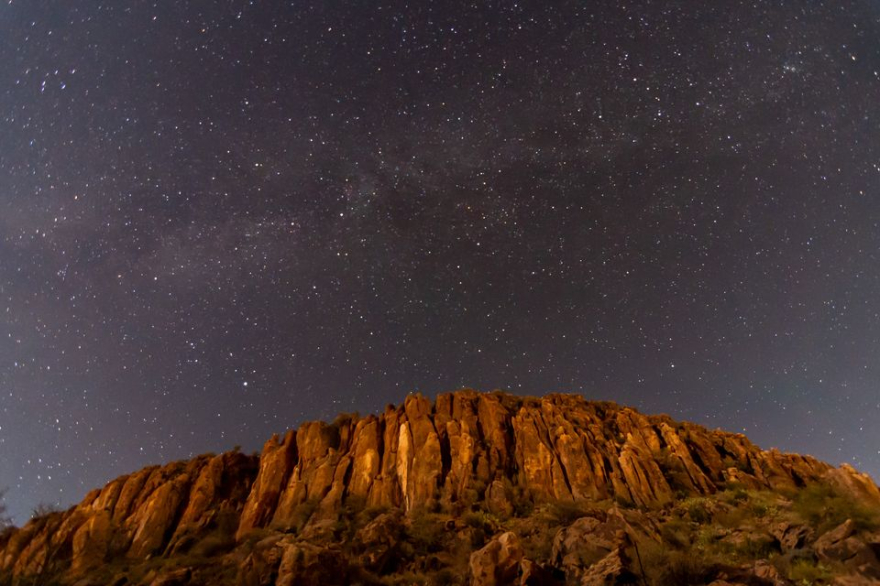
[2,0,879,524]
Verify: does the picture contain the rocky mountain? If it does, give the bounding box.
[1,390,879,585]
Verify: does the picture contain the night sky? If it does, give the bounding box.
[2,0,880,524]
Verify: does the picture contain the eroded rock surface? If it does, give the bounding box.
[1,390,878,586]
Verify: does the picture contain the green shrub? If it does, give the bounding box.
[692,526,720,549]
[454,479,488,513]
[460,511,498,549]
[290,498,321,532]
[793,483,880,532]
[499,477,534,518]
[462,511,498,534]
[660,518,693,549]
[787,558,834,584]
[728,536,778,561]
[338,494,370,536]
[545,500,590,526]
[191,533,235,557]
[521,530,555,562]
[214,507,240,536]
[719,482,749,503]
[31,502,62,519]
[358,504,392,525]
[749,499,777,518]
[407,509,446,555]
[715,505,748,529]
[239,527,272,551]
[639,541,719,586]
[684,498,711,524]
[658,549,718,585]
[431,568,459,586]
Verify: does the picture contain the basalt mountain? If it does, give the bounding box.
[2,390,879,586]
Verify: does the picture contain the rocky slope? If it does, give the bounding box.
[1,390,879,585]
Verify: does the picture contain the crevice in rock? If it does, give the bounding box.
[554,450,575,499]
[279,432,300,503]
[340,457,355,502]
[437,426,452,490]
[683,440,715,483]
[160,476,198,557]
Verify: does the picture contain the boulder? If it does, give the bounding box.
[519,558,556,585]
[236,535,285,586]
[815,520,880,579]
[276,541,349,586]
[815,520,863,562]
[770,521,812,552]
[751,560,786,586]
[577,548,638,586]
[355,511,404,571]
[551,513,630,573]
[469,531,524,586]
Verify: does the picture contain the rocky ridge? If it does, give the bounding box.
[1,390,878,585]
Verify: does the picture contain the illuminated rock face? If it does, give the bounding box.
[1,390,877,585]
[239,390,844,524]
[0,450,259,580]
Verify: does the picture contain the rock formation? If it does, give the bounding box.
[0,389,878,585]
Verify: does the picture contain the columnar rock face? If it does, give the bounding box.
[0,451,258,581]
[0,390,876,584]
[236,431,296,538]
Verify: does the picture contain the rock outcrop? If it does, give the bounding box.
[0,450,258,582]
[1,389,878,586]
[469,531,524,586]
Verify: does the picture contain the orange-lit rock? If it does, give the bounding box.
[1,390,877,586]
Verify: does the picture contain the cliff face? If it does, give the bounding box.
[0,451,259,578]
[1,390,878,586]
[234,391,873,530]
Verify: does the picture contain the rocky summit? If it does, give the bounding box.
[2,390,879,585]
